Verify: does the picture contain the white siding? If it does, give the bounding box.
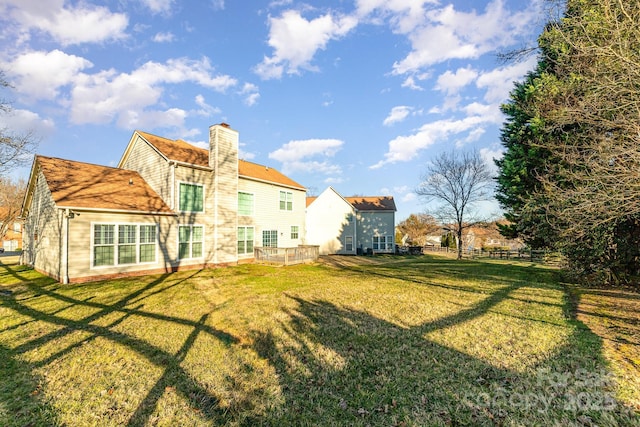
[23,170,62,280]
[238,178,306,251]
[305,187,356,255]
[120,135,172,204]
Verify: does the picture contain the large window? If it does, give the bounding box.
[237,226,254,255]
[262,230,278,248]
[139,225,156,263]
[373,235,394,251]
[279,191,293,211]
[118,225,137,264]
[238,192,254,216]
[179,183,204,212]
[94,224,115,266]
[93,223,157,267]
[179,225,203,259]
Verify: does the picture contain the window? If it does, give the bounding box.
[13,222,21,232]
[345,236,353,252]
[139,225,156,263]
[262,230,278,248]
[92,223,157,267]
[237,226,254,255]
[179,183,204,212]
[94,224,115,266]
[118,225,137,264]
[179,225,203,259]
[238,192,254,216]
[290,225,299,240]
[279,191,293,211]
[373,235,394,251]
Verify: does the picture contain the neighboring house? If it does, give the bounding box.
[306,186,396,255]
[0,208,23,251]
[20,123,306,283]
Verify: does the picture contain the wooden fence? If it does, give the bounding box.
[418,246,562,264]
[254,245,320,266]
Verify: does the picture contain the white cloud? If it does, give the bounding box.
[1,0,128,45]
[239,82,260,106]
[194,94,221,116]
[153,32,175,43]
[140,0,175,14]
[6,50,93,100]
[383,106,412,126]
[371,116,487,168]
[268,138,344,175]
[117,108,187,130]
[391,0,540,75]
[254,9,358,79]
[0,108,55,139]
[476,55,538,103]
[480,144,503,175]
[435,66,478,95]
[68,57,237,125]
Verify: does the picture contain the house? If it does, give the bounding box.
[306,186,396,255]
[0,207,23,251]
[20,123,307,283]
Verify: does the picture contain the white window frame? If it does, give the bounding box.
[290,225,299,240]
[91,223,158,268]
[279,191,293,211]
[373,235,394,251]
[178,181,205,213]
[238,191,255,216]
[262,229,278,248]
[237,226,254,256]
[178,224,204,260]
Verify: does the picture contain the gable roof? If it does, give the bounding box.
[135,130,305,190]
[306,187,396,212]
[33,156,173,214]
[345,196,396,211]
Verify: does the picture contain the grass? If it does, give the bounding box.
[0,254,638,426]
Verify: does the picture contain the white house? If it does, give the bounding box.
[306,186,396,255]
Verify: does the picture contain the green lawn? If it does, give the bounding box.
[0,255,637,426]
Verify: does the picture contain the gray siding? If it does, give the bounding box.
[356,211,395,253]
[23,171,62,280]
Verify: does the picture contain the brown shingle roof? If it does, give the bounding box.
[238,160,305,190]
[37,156,173,213]
[137,131,210,166]
[137,130,305,190]
[345,196,396,211]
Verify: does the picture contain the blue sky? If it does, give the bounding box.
[0,0,546,223]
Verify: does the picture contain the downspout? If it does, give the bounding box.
[62,208,70,284]
[354,208,358,254]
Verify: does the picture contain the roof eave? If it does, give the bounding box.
[55,205,177,216]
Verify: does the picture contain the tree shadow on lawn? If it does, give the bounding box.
[0,265,239,426]
[249,263,639,426]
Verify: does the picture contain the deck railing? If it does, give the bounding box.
[254,245,320,266]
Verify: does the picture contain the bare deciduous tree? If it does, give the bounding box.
[0,177,26,243]
[1,71,37,175]
[416,150,494,259]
